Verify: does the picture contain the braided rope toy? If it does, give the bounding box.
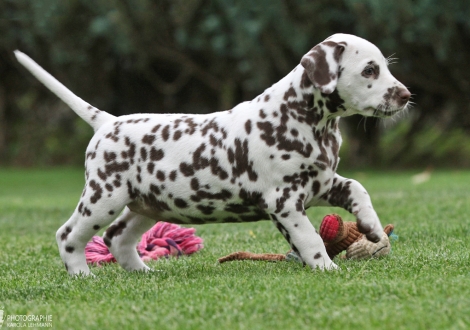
[85,222,204,265]
[218,214,397,264]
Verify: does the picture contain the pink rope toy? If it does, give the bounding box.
[85,222,204,265]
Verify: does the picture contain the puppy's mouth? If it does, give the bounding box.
[364,104,407,118]
[366,86,411,118]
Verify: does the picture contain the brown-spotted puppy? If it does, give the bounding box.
[15,33,410,276]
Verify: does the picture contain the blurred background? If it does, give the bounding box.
[0,0,469,169]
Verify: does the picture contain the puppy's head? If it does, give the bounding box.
[301,33,411,118]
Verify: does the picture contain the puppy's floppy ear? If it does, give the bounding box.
[300,41,346,94]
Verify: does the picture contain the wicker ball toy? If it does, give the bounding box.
[319,214,394,260]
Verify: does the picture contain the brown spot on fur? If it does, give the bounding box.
[105,221,127,241]
[61,226,72,241]
[231,138,258,182]
[86,152,96,159]
[105,161,130,177]
[156,170,166,181]
[245,120,252,135]
[283,87,297,100]
[173,130,182,141]
[180,162,195,176]
[89,180,103,204]
[142,134,156,145]
[201,119,219,136]
[197,204,215,215]
[150,148,164,161]
[162,125,170,141]
[257,121,276,146]
[147,162,155,174]
[190,178,200,191]
[104,152,117,163]
[174,198,188,208]
[312,180,321,196]
[184,118,198,135]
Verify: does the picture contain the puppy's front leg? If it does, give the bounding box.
[271,212,338,270]
[317,174,383,242]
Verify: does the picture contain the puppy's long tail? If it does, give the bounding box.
[14,50,115,132]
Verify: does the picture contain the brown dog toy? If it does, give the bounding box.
[218,214,395,263]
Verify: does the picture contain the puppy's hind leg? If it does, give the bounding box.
[103,207,156,272]
[56,184,130,276]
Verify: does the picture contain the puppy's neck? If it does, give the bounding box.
[253,65,344,132]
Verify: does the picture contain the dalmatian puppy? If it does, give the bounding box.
[15,34,411,276]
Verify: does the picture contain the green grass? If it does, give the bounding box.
[0,168,469,329]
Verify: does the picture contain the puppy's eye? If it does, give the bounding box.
[362,67,375,77]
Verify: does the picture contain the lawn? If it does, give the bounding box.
[0,168,469,329]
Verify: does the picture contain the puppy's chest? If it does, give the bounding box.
[304,127,342,198]
[312,128,341,173]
